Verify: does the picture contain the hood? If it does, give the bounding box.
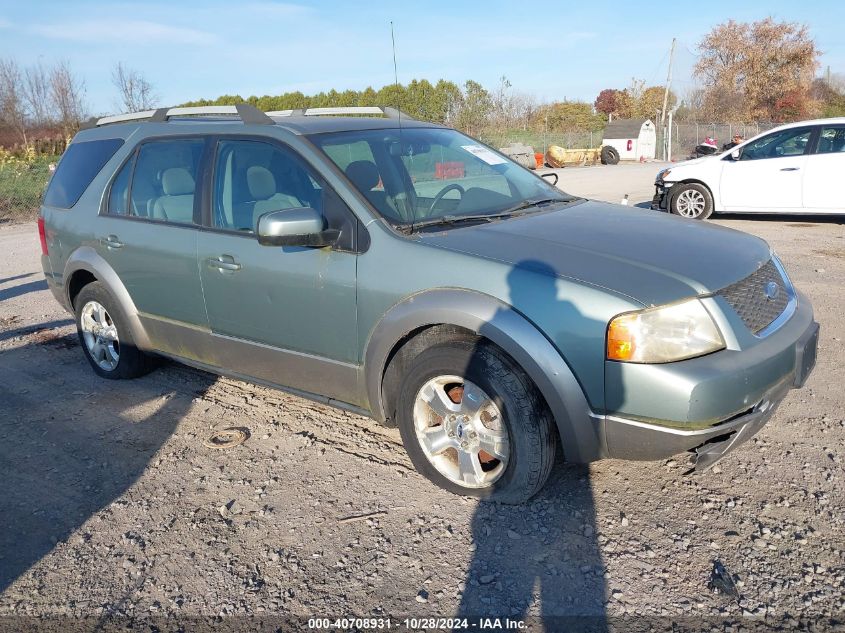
[418,201,771,306]
[668,154,721,170]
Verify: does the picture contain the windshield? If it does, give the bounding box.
[310,127,574,226]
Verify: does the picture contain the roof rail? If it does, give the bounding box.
[266,106,412,120]
[94,104,274,127]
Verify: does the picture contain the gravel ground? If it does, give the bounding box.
[1,168,843,630]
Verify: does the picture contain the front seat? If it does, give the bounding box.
[152,168,195,223]
[344,161,399,220]
[247,166,303,230]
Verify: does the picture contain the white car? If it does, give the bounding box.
[652,118,845,219]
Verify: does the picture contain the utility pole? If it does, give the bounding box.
[660,38,676,127]
[660,37,676,161]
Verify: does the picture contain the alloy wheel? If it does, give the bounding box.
[675,189,707,218]
[412,375,509,488]
[80,300,120,371]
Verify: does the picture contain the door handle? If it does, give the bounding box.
[100,235,124,249]
[206,256,242,272]
[780,167,800,171]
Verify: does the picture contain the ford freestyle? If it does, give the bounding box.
[38,104,819,502]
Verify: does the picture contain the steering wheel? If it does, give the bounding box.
[428,183,465,214]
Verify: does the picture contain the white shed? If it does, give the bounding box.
[602,118,657,161]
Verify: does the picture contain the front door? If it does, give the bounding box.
[96,137,210,359]
[719,126,814,211]
[197,138,359,403]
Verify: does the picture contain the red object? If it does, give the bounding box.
[535,153,544,168]
[627,139,633,151]
[37,217,48,255]
[435,161,465,180]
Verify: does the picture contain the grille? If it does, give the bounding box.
[718,260,791,334]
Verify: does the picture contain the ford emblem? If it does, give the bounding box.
[764,281,780,301]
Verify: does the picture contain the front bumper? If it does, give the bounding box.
[651,182,672,211]
[602,297,819,467]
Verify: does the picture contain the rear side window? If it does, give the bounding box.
[816,126,845,154]
[128,139,204,224]
[107,156,134,215]
[43,138,124,208]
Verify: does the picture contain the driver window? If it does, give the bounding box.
[212,140,321,232]
[740,128,812,160]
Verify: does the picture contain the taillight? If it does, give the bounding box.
[627,139,633,151]
[37,217,49,255]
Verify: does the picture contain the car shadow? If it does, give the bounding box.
[454,260,612,628]
[0,279,48,302]
[0,331,214,593]
[0,318,75,344]
[0,272,35,285]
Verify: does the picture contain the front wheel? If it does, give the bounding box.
[396,341,556,503]
[670,183,714,219]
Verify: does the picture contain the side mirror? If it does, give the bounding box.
[256,207,339,247]
[730,149,741,161]
[540,172,559,186]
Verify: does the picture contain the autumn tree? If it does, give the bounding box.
[594,88,621,117]
[112,62,158,113]
[0,58,28,145]
[50,60,86,136]
[694,18,818,121]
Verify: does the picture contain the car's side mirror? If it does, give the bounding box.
[540,172,559,186]
[730,149,741,161]
[256,207,339,247]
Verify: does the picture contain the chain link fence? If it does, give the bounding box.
[477,121,779,160]
[657,122,778,161]
[0,156,55,223]
[478,129,602,155]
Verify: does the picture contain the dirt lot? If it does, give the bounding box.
[1,166,844,629]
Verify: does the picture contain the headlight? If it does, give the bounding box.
[656,168,672,182]
[607,298,725,363]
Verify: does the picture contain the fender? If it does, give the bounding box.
[363,288,607,462]
[63,246,153,350]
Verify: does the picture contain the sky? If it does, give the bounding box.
[1,0,844,116]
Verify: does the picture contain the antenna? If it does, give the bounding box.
[391,20,415,230]
[390,21,401,125]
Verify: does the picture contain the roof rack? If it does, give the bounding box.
[266,106,410,120]
[83,103,413,130]
[90,104,274,128]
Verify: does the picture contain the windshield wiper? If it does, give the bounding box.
[402,197,575,234]
[402,212,521,233]
[500,196,573,215]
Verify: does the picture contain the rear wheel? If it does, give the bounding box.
[74,282,153,379]
[670,183,713,220]
[600,146,620,165]
[396,341,555,503]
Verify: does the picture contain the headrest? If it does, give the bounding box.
[247,166,276,200]
[345,161,380,192]
[161,168,195,196]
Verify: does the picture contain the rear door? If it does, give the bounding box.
[719,126,814,211]
[96,137,211,359]
[196,137,359,402]
[802,124,845,211]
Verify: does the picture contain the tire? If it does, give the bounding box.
[396,341,556,503]
[74,281,154,380]
[600,145,620,165]
[670,182,714,220]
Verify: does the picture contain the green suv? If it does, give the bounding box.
[38,104,819,502]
